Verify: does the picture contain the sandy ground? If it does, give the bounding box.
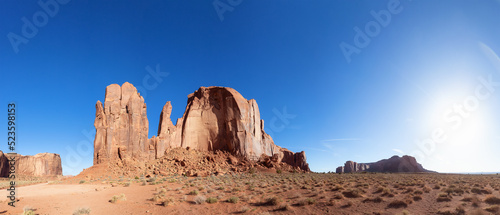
[1,173,499,215]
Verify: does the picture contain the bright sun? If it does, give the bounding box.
[415,43,499,173]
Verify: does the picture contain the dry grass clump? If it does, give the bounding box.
[381,188,395,197]
[206,197,218,204]
[471,188,492,195]
[22,206,36,215]
[484,195,500,205]
[263,197,282,206]
[413,195,422,201]
[341,201,353,208]
[387,200,408,208]
[363,196,383,203]
[485,205,499,213]
[194,195,206,204]
[297,198,315,206]
[276,203,291,211]
[72,207,91,215]
[160,197,175,206]
[110,194,126,203]
[437,193,452,202]
[227,196,239,203]
[342,189,363,198]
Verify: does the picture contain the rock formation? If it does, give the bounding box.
[335,155,432,173]
[0,151,9,177]
[93,83,310,172]
[0,151,62,177]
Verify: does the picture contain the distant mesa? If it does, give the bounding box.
[335,155,434,173]
[0,150,62,177]
[90,82,309,177]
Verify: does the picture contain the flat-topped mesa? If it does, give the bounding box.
[93,83,310,172]
[0,151,62,177]
[335,155,432,173]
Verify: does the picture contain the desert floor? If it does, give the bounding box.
[1,173,500,215]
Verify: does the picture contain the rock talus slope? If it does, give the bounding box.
[93,83,310,171]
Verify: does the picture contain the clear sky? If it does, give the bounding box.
[1,0,499,175]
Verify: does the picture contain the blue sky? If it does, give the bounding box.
[1,0,499,175]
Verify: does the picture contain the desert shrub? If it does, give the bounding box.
[227,196,239,203]
[333,193,344,199]
[161,197,174,207]
[381,188,394,197]
[264,197,281,206]
[342,189,363,198]
[159,188,167,194]
[206,197,218,204]
[194,195,206,204]
[484,195,500,205]
[436,210,454,215]
[373,186,384,193]
[485,205,500,213]
[276,169,282,174]
[189,189,199,195]
[455,205,465,215]
[331,184,343,191]
[240,206,250,213]
[387,200,408,208]
[73,207,91,215]
[79,180,86,184]
[22,206,36,215]
[248,168,256,174]
[436,193,452,202]
[298,198,316,206]
[413,195,422,201]
[471,188,492,195]
[342,201,353,208]
[110,194,126,203]
[124,182,131,187]
[150,194,162,203]
[363,196,383,203]
[276,203,291,211]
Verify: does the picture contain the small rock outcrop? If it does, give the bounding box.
[0,151,62,177]
[93,83,310,172]
[335,155,432,173]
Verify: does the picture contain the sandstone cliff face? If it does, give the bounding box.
[0,151,9,177]
[93,83,309,171]
[0,151,62,177]
[94,83,150,165]
[335,155,431,173]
